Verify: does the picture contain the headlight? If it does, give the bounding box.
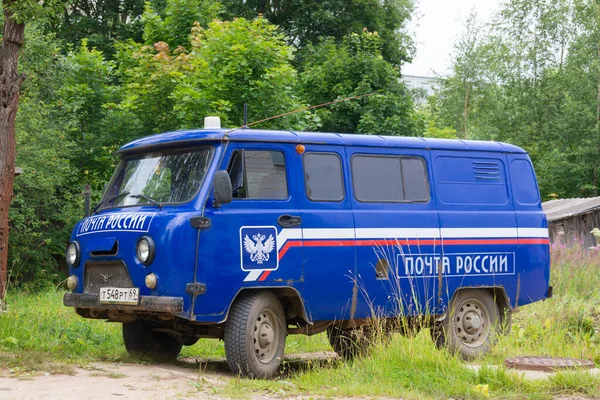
[66,241,80,267]
[136,236,155,265]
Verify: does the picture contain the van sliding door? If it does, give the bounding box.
[298,147,356,322]
[349,148,441,319]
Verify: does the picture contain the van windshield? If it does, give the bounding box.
[99,147,213,209]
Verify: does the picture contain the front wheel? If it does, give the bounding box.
[122,320,182,360]
[224,291,286,378]
[439,289,500,359]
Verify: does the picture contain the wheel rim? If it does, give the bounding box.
[253,308,279,364]
[452,298,490,347]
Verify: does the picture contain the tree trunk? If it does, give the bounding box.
[0,2,25,304]
[595,41,600,196]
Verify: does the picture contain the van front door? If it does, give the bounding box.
[193,144,303,320]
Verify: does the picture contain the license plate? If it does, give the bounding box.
[99,287,140,305]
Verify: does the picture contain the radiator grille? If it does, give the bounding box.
[84,261,133,294]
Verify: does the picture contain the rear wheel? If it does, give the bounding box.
[224,291,286,378]
[122,320,182,360]
[438,289,500,359]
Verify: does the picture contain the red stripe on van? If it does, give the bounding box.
[276,237,549,261]
[277,240,302,260]
[258,270,271,281]
[518,238,550,244]
[355,239,439,246]
[441,239,520,245]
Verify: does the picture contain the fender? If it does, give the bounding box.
[221,286,311,325]
[436,285,512,325]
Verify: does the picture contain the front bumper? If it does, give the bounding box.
[63,293,184,314]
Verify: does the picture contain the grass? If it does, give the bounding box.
[1,246,600,398]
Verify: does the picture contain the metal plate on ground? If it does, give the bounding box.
[505,356,595,372]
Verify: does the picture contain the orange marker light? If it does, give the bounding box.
[296,144,305,154]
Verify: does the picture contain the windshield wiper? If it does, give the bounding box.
[130,194,164,209]
[92,191,130,214]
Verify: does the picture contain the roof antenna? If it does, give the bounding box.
[243,103,248,128]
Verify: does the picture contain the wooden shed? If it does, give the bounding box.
[542,197,600,248]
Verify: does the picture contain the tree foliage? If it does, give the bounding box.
[141,0,221,49]
[6,0,420,289]
[116,16,304,133]
[220,0,415,65]
[431,0,600,199]
[299,30,417,135]
[52,0,148,57]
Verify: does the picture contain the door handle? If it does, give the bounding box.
[278,214,302,228]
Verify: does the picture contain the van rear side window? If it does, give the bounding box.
[351,155,429,203]
[303,153,344,202]
[228,150,288,200]
[510,159,540,205]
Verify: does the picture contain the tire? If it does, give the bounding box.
[327,325,372,360]
[441,289,500,359]
[430,320,445,348]
[224,291,286,379]
[122,320,182,361]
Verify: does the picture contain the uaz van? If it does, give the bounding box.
[64,118,551,378]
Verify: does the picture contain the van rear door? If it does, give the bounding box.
[507,154,550,304]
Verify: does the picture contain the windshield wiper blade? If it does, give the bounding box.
[130,194,164,209]
[92,191,130,214]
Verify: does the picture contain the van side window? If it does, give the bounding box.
[351,155,429,203]
[303,153,344,202]
[510,159,539,205]
[402,158,429,201]
[227,150,288,200]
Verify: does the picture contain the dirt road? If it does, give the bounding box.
[0,353,337,400]
[1,353,597,399]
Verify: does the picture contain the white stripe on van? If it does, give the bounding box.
[243,270,262,282]
[275,227,549,243]
[276,228,302,251]
[303,228,355,239]
[355,228,440,239]
[274,226,548,249]
[440,227,519,238]
[517,228,550,238]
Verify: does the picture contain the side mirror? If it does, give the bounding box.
[213,170,232,206]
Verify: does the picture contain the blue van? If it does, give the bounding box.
[64,118,551,378]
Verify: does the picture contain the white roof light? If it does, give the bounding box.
[204,116,221,129]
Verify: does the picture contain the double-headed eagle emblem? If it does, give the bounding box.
[243,233,275,264]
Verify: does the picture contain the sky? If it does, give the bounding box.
[402,0,505,77]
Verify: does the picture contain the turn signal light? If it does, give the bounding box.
[67,275,78,290]
[145,273,157,289]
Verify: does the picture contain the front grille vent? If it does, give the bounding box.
[90,241,118,256]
